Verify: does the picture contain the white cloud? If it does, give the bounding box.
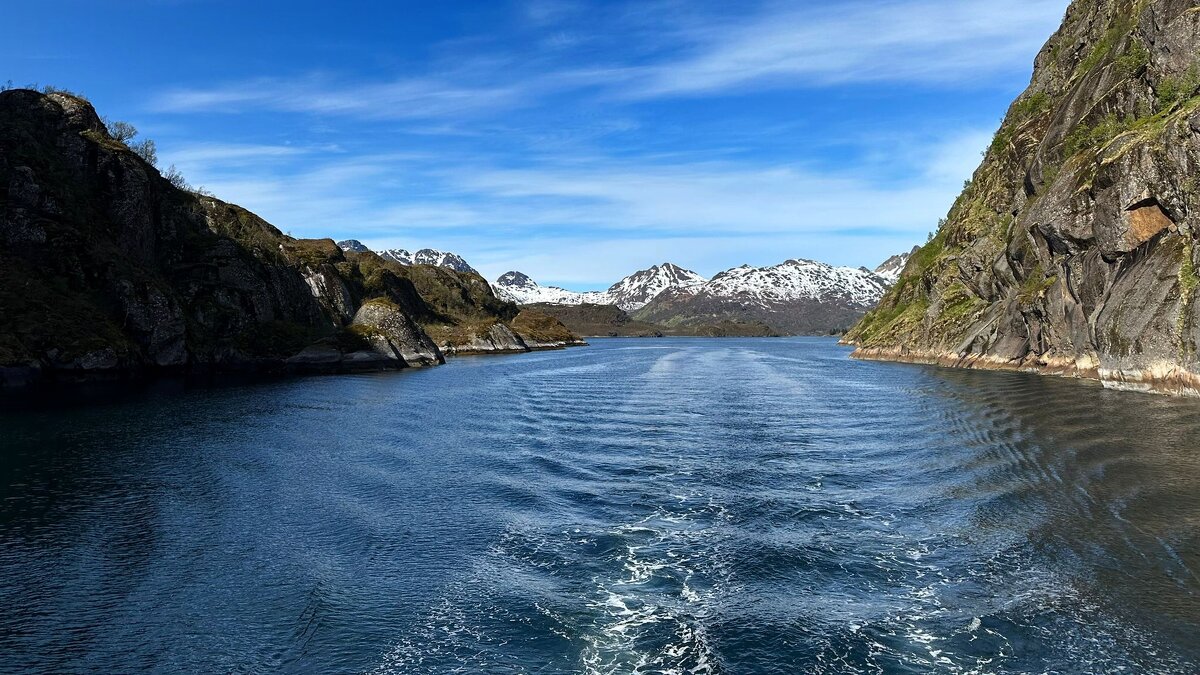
[625,0,1068,96]
[148,0,1068,120]
[152,75,529,119]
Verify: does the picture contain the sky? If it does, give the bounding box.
[4,0,1070,289]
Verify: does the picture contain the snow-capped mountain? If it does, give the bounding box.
[634,259,890,335]
[492,263,707,311]
[380,249,479,275]
[337,240,480,276]
[873,247,918,285]
[605,263,708,311]
[492,257,894,334]
[700,259,888,308]
[492,271,609,306]
[337,239,370,253]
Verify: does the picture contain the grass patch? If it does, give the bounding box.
[280,238,343,269]
[1018,265,1057,305]
[1157,65,1200,113]
[1116,38,1150,76]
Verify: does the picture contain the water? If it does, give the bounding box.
[2,338,1199,673]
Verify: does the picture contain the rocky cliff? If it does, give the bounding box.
[845,0,1200,397]
[0,89,580,385]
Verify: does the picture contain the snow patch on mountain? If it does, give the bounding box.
[379,249,479,275]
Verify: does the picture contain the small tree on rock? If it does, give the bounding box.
[103,116,138,143]
[163,164,190,191]
[129,138,157,166]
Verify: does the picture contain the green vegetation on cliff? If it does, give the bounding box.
[847,0,1200,395]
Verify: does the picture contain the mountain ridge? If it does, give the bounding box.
[337,240,480,276]
[495,256,900,335]
[492,262,708,311]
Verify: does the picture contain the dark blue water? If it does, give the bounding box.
[2,338,1199,673]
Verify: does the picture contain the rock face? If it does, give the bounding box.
[0,90,580,386]
[845,0,1200,397]
[336,239,370,253]
[635,259,889,335]
[349,299,443,367]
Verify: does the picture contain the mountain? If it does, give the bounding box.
[380,248,479,275]
[635,259,889,335]
[845,0,1200,397]
[0,89,580,386]
[873,247,918,285]
[605,263,708,311]
[336,240,479,275]
[491,271,609,306]
[497,259,887,335]
[491,263,705,311]
[337,239,370,253]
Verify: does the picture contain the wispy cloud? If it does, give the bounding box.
[624,0,1068,96]
[152,75,530,119]
[148,0,1066,120]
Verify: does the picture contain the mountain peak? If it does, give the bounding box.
[605,263,708,311]
[337,239,370,253]
[496,271,536,288]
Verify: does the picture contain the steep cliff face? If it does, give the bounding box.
[0,90,580,385]
[846,0,1200,396]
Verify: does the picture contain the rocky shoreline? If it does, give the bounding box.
[849,345,1200,398]
[0,340,589,389]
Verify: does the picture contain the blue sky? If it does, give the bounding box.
[5,0,1069,289]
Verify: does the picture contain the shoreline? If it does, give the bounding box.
[850,345,1200,398]
[0,342,588,391]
